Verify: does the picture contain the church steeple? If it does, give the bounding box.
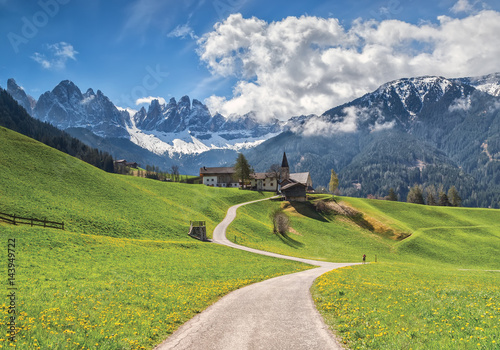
[281,152,289,168]
[281,152,289,182]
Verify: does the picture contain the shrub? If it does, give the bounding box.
[270,208,290,235]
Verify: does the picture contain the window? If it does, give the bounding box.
[270,183,273,187]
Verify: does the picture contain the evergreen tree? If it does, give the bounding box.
[387,188,398,201]
[425,185,437,206]
[439,191,450,206]
[448,186,462,207]
[407,185,424,204]
[234,153,253,189]
[329,169,339,194]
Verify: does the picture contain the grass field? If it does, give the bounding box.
[0,127,311,349]
[226,194,500,349]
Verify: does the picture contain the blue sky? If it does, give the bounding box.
[1,0,500,120]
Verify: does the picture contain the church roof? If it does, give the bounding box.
[281,152,289,168]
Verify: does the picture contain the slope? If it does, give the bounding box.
[227,194,500,269]
[0,127,310,349]
[226,195,499,349]
[0,126,269,240]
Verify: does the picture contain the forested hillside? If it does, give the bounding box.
[246,78,500,208]
[0,88,114,172]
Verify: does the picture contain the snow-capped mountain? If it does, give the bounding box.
[6,79,284,157]
[31,80,130,138]
[246,73,500,208]
[128,95,283,156]
[321,75,476,131]
[454,73,500,97]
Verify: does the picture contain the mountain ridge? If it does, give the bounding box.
[4,73,500,207]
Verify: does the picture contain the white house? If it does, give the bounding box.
[199,166,239,187]
[249,172,279,191]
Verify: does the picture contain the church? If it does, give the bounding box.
[279,152,313,201]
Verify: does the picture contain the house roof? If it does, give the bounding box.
[200,166,235,175]
[290,172,310,185]
[281,181,306,191]
[250,172,277,180]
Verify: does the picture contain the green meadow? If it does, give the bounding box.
[227,195,500,349]
[0,127,310,349]
[2,124,499,350]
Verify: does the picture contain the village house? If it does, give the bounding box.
[199,153,312,200]
[114,159,138,168]
[279,152,313,201]
[249,172,278,192]
[199,166,239,188]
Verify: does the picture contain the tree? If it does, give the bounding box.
[425,185,437,206]
[328,169,339,194]
[448,186,462,207]
[171,165,180,182]
[438,190,450,206]
[267,163,281,192]
[270,208,289,235]
[387,188,398,201]
[407,185,424,204]
[233,153,253,189]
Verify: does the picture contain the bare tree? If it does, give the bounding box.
[171,165,180,182]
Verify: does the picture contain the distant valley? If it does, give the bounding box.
[3,73,500,207]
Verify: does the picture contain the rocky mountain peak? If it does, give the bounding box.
[7,78,36,114]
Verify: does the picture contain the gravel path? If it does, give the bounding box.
[155,197,359,350]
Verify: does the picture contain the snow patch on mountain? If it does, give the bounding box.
[126,120,272,157]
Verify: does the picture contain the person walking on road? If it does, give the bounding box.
[362,254,366,264]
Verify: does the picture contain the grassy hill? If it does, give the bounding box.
[0,125,272,240]
[0,127,310,349]
[226,195,500,349]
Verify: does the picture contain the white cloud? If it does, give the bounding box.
[291,106,374,136]
[31,42,78,70]
[197,12,500,122]
[135,96,167,105]
[116,106,139,117]
[450,0,481,14]
[168,23,198,40]
[370,120,396,132]
[449,96,472,112]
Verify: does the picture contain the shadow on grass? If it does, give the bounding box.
[275,231,304,249]
[289,201,328,222]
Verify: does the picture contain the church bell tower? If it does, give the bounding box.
[280,152,290,183]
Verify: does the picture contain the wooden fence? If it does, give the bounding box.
[0,211,64,230]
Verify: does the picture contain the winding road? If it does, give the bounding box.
[155,197,359,350]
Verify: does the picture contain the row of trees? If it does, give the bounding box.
[403,185,462,206]
[136,164,185,182]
